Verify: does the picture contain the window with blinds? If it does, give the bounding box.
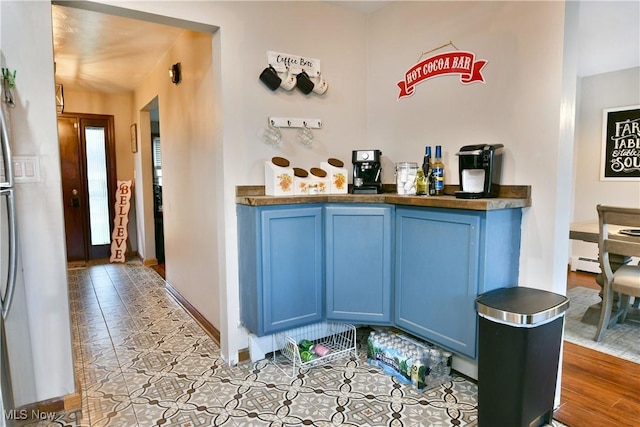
[153,136,162,186]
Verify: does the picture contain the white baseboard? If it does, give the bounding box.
[452,354,477,380]
[570,256,601,274]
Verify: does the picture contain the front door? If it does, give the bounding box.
[58,114,117,262]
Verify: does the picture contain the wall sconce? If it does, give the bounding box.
[169,63,181,85]
[55,83,64,114]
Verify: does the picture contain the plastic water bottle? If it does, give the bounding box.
[442,351,452,377]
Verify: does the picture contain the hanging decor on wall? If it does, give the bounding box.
[267,51,320,76]
[130,123,138,153]
[259,51,328,96]
[396,41,487,100]
[2,68,16,107]
[600,105,640,181]
[169,62,181,85]
[55,84,64,114]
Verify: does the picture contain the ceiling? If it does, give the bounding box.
[52,1,640,94]
[52,4,185,93]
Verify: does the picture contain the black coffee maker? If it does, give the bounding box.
[455,144,504,199]
[352,150,382,194]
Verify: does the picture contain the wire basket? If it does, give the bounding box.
[272,322,357,377]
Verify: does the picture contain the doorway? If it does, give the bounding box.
[150,104,165,265]
[58,113,117,263]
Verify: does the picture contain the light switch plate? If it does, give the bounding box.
[13,156,40,183]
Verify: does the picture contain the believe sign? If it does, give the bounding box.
[110,180,132,263]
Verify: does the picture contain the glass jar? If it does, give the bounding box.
[395,162,418,195]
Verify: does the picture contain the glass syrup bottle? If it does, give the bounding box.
[432,145,445,196]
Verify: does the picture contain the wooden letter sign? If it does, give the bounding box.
[110,180,132,263]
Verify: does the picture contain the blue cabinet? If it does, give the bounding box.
[237,204,324,336]
[325,205,394,324]
[394,207,521,359]
[237,201,522,360]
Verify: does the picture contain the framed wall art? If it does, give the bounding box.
[600,105,640,181]
[130,123,138,153]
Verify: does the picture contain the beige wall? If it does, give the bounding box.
[63,91,135,182]
[132,29,221,332]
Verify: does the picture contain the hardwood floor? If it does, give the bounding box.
[151,262,165,279]
[554,270,640,427]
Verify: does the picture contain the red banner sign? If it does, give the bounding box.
[397,51,487,99]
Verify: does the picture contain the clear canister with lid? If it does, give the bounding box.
[396,162,418,195]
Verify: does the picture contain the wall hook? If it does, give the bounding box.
[268,117,322,129]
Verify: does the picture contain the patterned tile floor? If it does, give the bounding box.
[21,261,567,426]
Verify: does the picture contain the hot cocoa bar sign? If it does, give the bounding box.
[601,105,640,181]
[397,50,487,99]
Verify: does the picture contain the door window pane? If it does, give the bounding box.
[85,127,110,245]
[153,136,162,186]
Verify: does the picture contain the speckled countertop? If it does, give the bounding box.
[236,185,531,211]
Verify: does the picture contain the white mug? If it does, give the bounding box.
[279,67,296,91]
[311,72,328,95]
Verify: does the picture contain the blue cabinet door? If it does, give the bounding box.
[238,204,324,336]
[395,207,480,358]
[325,205,393,324]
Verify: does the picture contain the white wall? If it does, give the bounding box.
[368,0,576,295]
[112,0,370,363]
[571,66,640,264]
[94,0,577,361]
[0,1,75,406]
[3,0,583,384]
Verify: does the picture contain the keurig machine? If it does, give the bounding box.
[455,144,504,198]
[352,150,382,194]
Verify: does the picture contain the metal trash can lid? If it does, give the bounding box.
[476,286,569,326]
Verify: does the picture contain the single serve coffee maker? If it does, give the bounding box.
[455,144,504,199]
[352,149,382,194]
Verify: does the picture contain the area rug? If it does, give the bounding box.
[563,286,640,364]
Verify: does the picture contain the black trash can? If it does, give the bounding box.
[476,286,569,427]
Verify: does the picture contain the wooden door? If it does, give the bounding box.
[58,114,117,262]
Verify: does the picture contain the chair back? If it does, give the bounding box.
[597,205,640,279]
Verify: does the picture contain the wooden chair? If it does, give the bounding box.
[594,205,640,342]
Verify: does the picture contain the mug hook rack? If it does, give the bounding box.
[269,117,322,129]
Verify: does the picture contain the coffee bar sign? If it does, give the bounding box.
[267,50,320,75]
[600,105,640,181]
